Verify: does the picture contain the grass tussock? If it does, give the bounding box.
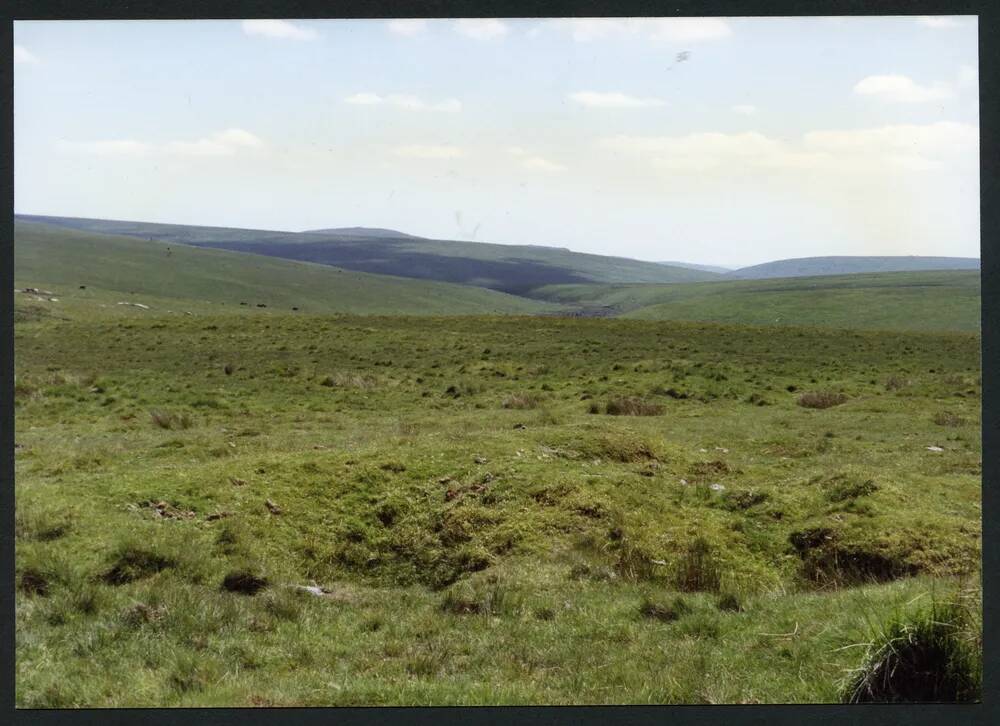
[842,596,981,703]
[101,544,178,585]
[602,397,664,416]
[674,537,722,593]
[583,432,660,463]
[932,412,966,427]
[640,594,692,622]
[797,391,849,409]
[149,409,193,430]
[502,393,540,410]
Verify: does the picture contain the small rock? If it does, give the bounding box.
[709,483,726,492]
[474,456,488,465]
[926,446,945,452]
[205,511,231,522]
[437,476,453,485]
[699,448,708,453]
[513,423,527,430]
[265,499,282,515]
[679,478,688,486]
[229,477,248,487]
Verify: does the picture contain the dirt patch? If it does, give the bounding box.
[222,570,269,595]
[789,527,917,585]
[102,547,177,585]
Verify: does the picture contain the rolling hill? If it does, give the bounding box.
[15,214,722,295]
[532,270,981,332]
[729,255,979,280]
[657,261,734,274]
[13,221,561,317]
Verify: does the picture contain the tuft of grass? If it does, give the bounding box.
[603,397,664,416]
[825,477,879,503]
[640,594,692,622]
[841,597,981,703]
[502,393,540,410]
[101,544,177,585]
[932,411,966,427]
[797,391,849,409]
[675,537,721,593]
[149,409,193,430]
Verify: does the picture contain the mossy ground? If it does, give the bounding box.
[14,307,981,705]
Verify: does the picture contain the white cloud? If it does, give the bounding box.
[387,19,428,36]
[241,20,317,40]
[215,128,264,148]
[600,122,977,174]
[344,92,383,105]
[506,146,526,156]
[455,19,508,40]
[853,74,953,103]
[569,91,666,108]
[345,93,461,112]
[59,128,265,158]
[393,144,465,159]
[802,122,978,156]
[553,17,731,43]
[522,157,566,172]
[916,16,962,29]
[165,128,265,157]
[14,45,39,64]
[57,139,151,156]
[732,104,758,115]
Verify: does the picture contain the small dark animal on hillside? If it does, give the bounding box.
[224,364,234,376]
[256,303,267,308]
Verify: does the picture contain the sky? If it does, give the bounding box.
[14,16,980,267]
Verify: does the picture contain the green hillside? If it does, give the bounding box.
[13,221,559,317]
[730,255,979,280]
[16,215,722,295]
[533,271,981,332]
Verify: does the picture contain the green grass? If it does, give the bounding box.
[14,304,981,705]
[533,271,981,332]
[14,221,559,316]
[17,214,722,295]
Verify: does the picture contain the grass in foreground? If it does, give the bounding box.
[15,307,981,705]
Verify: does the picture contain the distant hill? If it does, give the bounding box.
[532,270,981,332]
[730,256,979,280]
[657,261,734,274]
[13,221,559,316]
[302,227,426,240]
[16,215,722,296]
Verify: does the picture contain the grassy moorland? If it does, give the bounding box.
[14,297,981,706]
[13,221,559,317]
[16,215,720,294]
[532,271,981,332]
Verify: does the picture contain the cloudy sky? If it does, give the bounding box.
[14,16,979,267]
